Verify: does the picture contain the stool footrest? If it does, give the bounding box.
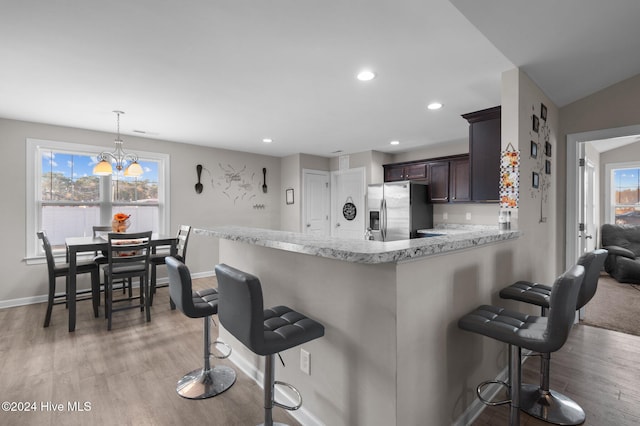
[210,339,232,359]
[476,380,510,406]
[273,381,302,411]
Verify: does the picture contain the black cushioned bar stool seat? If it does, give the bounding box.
[459,265,585,426]
[499,281,552,311]
[166,257,236,399]
[215,263,325,426]
[498,249,607,425]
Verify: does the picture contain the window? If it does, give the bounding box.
[608,163,640,225]
[27,139,170,258]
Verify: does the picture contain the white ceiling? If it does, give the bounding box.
[1,1,639,158]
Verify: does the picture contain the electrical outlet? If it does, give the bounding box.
[443,212,448,220]
[465,212,472,220]
[300,349,310,375]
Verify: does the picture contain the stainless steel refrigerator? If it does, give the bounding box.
[367,181,433,241]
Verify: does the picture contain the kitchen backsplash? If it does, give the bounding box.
[433,203,499,226]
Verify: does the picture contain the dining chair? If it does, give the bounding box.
[93,225,132,298]
[149,225,191,307]
[104,231,153,330]
[38,231,100,328]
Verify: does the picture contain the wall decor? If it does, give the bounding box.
[342,196,357,220]
[499,142,519,208]
[529,102,553,223]
[201,163,259,204]
[285,188,294,205]
[195,164,203,194]
[262,168,268,193]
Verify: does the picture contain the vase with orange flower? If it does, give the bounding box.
[112,213,131,233]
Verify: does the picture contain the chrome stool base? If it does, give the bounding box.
[176,365,236,399]
[520,383,586,425]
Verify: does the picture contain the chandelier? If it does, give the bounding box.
[93,110,143,177]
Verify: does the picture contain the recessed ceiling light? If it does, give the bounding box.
[262,138,273,143]
[390,140,400,145]
[357,70,376,81]
[427,102,443,110]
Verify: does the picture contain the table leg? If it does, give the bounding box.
[68,247,77,332]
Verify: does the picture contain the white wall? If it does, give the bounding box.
[391,138,468,163]
[0,117,282,305]
[280,154,301,232]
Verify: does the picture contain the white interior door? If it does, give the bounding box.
[302,169,330,236]
[578,144,597,255]
[331,168,365,240]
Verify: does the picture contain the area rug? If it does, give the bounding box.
[581,273,640,336]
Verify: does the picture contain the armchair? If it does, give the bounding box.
[601,223,640,283]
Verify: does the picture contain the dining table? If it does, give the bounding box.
[65,234,177,332]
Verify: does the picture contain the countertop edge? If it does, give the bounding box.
[194,225,522,264]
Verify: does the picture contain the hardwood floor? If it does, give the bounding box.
[473,324,640,426]
[1,277,639,425]
[0,277,300,426]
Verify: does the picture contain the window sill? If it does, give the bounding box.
[24,252,96,266]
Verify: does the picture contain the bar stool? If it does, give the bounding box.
[499,249,607,425]
[215,263,325,426]
[166,257,236,399]
[458,265,585,426]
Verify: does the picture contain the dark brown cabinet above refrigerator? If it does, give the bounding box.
[462,106,501,202]
[384,162,427,182]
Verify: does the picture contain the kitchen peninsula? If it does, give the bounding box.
[194,225,521,426]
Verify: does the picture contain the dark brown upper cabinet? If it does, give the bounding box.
[462,106,501,202]
[426,161,449,202]
[383,162,427,182]
[449,156,470,202]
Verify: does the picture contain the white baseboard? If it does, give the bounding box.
[0,270,216,310]
[453,350,533,426]
[227,350,325,426]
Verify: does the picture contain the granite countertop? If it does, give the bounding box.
[194,224,521,264]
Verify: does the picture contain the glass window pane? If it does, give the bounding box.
[41,151,100,201]
[613,168,640,205]
[41,205,101,248]
[111,205,159,233]
[615,207,640,225]
[112,160,159,202]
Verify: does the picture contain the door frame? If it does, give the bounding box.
[566,124,640,268]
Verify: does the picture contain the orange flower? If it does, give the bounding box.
[113,212,130,222]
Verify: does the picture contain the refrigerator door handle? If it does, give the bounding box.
[380,198,387,241]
